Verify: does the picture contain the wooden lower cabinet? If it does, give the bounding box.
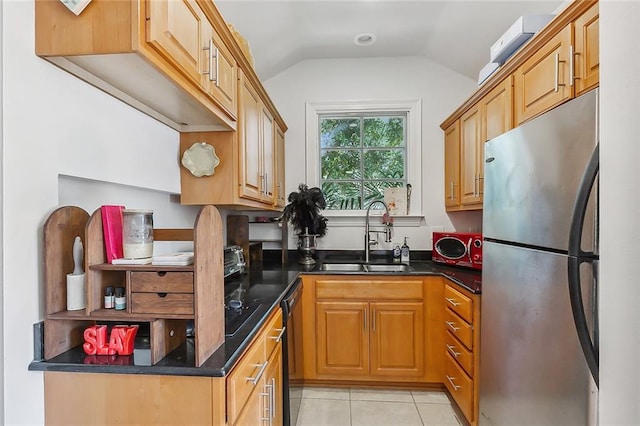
[44,372,226,425]
[302,275,443,383]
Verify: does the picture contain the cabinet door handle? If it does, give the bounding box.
[446,321,460,332]
[271,377,276,419]
[363,309,367,331]
[264,382,274,426]
[446,344,461,357]
[202,39,220,87]
[372,309,376,332]
[261,389,270,424]
[554,52,567,92]
[569,45,575,86]
[478,176,484,195]
[246,360,269,385]
[270,327,286,343]
[446,375,461,390]
[445,297,460,307]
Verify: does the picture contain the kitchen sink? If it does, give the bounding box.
[363,264,412,273]
[319,262,413,273]
[320,263,365,272]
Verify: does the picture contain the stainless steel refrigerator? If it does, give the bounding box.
[480,89,599,425]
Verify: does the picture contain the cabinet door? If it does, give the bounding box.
[370,302,424,378]
[444,121,461,210]
[482,76,513,142]
[315,301,369,377]
[238,73,263,201]
[146,0,203,85]
[460,104,482,206]
[574,3,599,95]
[274,124,286,209]
[265,346,283,426]
[514,24,573,125]
[232,383,265,426]
[261,104,276,203]
[201,23,237,118]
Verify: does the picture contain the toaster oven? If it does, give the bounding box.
[224,245,246,278]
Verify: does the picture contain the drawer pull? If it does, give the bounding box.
[446,321,460,332]
[269,327,286,343]
[446,374,461,391]
[445,297,460,307]
[157,292,168,298]
[246,360,269,385]
[157,271,167,277]
[446,344,461,357]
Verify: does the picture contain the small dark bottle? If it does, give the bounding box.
[114,287,126,311]
[104,286,115,309]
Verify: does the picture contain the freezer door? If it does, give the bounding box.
[479,241,594,425]
[483,90,597,252]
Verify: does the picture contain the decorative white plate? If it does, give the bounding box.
[181,142,220,177]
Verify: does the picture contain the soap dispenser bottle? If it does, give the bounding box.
[401,237,410,264]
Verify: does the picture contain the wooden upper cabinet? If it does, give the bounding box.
[146,0,204,86]
[514,24,573,125]
[574,2,599,95]
[444,121,461,210]
[261,104,276,204]
[201,22,238,118]
[482,75,513,142]
[238,73,263,202]
[460,104,483,207]
[274,125,287,209]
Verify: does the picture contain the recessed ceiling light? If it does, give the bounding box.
[354,33,376,46]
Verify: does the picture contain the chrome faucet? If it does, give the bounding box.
[364,200,393,263]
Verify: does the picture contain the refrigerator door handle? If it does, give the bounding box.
[567,143,599,388]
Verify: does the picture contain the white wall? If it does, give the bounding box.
[264,56,481,251]
[599,1,640,424]
[3,1,188,423]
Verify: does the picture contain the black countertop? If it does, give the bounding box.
[29,258,480,377]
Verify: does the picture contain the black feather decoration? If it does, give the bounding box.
[280,184,328,237]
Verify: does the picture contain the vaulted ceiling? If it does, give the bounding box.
[216,0,565,82]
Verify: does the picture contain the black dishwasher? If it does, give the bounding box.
[280,279,303,426]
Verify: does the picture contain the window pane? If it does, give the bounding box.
[320,118,361,148]
[363,117,405,147]
[363,181,404,207]
[322,182,362,210]
[320,150,360,179]
[363,149,405,179]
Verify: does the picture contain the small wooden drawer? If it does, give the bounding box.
[444,352,474,422]
[444,284,473,323]
[445,331,474,377]
[264,308,284,359]
[316,279,423,300]
[445,309,473,350]
[130,271,194,293]
[227,332,267,425]
[130,292,194,315]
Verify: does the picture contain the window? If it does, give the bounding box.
[319,114,407,209]
[306,100,422,222]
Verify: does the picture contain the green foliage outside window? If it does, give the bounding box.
[320,115,407,209]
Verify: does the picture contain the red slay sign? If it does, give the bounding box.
[82,325,139,356]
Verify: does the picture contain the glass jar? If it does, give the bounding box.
[122,209,154,259]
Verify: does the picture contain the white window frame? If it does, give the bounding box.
[305,99,423,227]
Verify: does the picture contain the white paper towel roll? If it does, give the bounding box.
[67,273,86,311]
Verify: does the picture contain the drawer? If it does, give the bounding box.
[130,271,194,293]
[227,332,267,425]
[130,292,194,315]
[445,331,474,377]
[445,309,473,350]
[444,352,474,422]
[316,279,423,300]
[444,284,473,323]
[264,308,284,358]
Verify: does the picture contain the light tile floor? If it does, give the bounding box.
[293,387,462,426]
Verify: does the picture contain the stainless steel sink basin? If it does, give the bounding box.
[363,264,412,273]
[319,262,413,273]
[320,263,365,272]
